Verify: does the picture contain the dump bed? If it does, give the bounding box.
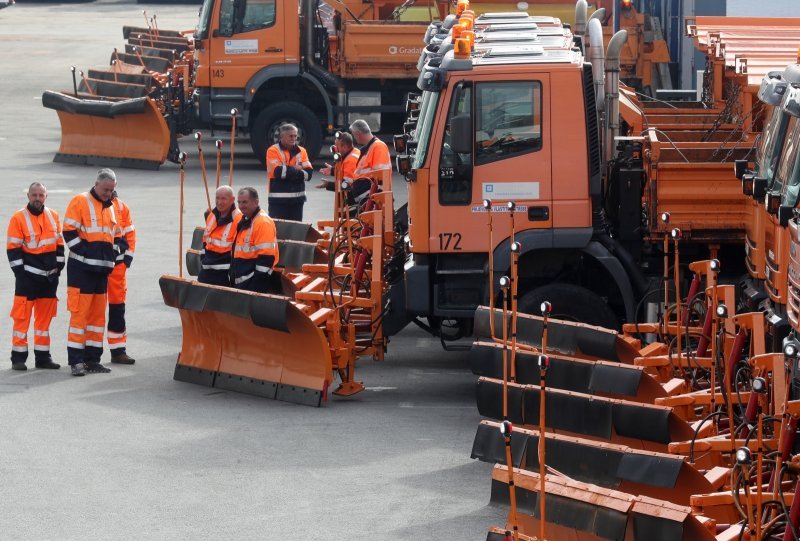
[335,22,424,79]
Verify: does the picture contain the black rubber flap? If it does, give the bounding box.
[277,240,324,273]
[535,493,628,540]
[111,52,170,73]
[125,43,175,61]
[588,364,643,397]
[123,25,183,39]
[632,512,684,541]
[523,388,613,439]
[612,403,672,444]
[127,36,189,53]
[526,436,623,489]
[489,478,537,515]
[191,226,205,250]
[531,355,594,392]
[486,532,507,541]
[469,343,501,377]
[173,363,215,387]
[42,91,149,118]
[617,453,683,489]
[87,69,154,87]
[159,276,192,308]
[215,372,278,399]
[470,423,528,467]
[476,379,524,424]
[162,278,291,332]
[274,219,321,242]
[185,249,201,277]
[78,78,147,99]
[473,307,619,361]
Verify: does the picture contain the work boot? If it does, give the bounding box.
[110,353,135,365]
[85,362,111,374]
[71,363,87,377]
[35,356,61,369]
[11,362,27,371]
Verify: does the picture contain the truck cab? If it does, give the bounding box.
[401,12,634,335]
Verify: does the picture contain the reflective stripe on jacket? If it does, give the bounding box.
[266,143,312,202]
[112,196,136,267]
[201,206,242,271]
[231,209,279,289]
[62,190,117,274]
[7,206,64,279]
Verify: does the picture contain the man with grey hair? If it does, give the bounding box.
[62,168,119,376]
[199,185,241,286]
[349,119,391,183]
[7,182,64,370]
[231,187,280,293]
[265,123,313,221]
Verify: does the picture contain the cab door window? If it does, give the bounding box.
[439,84,472,205]
[475,81,542,166]
[219,0,276,36]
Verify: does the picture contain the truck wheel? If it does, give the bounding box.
[250,102,323,166]
[518,283,619,330]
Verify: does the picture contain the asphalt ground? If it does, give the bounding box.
[0,3,499,539]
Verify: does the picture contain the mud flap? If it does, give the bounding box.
[160,276,332,407]
[42,91,170,169]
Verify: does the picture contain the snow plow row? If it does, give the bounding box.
[42,21,190,168]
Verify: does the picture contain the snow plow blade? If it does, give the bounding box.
[159,276,333,407]
[473,306,640,363]
[471,421,723,508]
[42,90,170,169]
[476,377,694,450]
[469,341,675,403]
[488,467,718,541]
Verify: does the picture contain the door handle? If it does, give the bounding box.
[264,47,283,52]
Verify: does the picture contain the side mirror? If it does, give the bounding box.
[449,114,473,154]
[396,155,412,176]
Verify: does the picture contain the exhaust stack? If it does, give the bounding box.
[604,30,628,167]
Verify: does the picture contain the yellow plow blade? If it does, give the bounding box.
[160,276,333,407]
[42,90,171,170]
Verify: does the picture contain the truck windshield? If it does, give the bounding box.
[777,115,800,207]
[196,0,215,40]
[412,91,440,169]
[755,105,789,185]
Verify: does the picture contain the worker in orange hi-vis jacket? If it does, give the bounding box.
[265,123,313,222]
[198,185,242,287]
[349,119,392,185]
[231,187,280,294]
[316,131,371,206]
[62,168,119,377]
[107,190,136,365]
[6,182,64,371]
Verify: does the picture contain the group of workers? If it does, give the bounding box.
[7,119,390,375]
[7,169,135,377]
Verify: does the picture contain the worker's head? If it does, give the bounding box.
[335,131,354,153]
[349,119,373,145]
[216,185,235,213]
[27,182,47,211]
[94,168,117,202]
[279,123,299,148]
[237,187,259,217]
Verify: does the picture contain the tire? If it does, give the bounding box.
[517,283,619,330]
[249,102,323,166]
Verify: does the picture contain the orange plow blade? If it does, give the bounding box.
[159,276,333,407]
[42,90,171,170]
